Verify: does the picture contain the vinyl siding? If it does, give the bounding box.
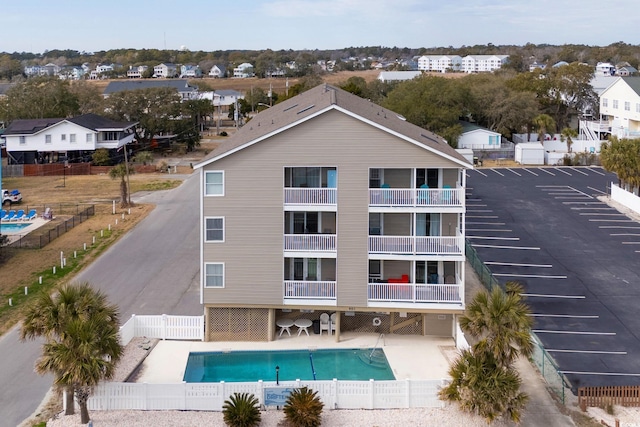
[202,109,463,308]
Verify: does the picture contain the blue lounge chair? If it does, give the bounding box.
[5,210,16,221]
[11,209,24,221]
[23,209,37,221]
[418,183,430,204]
[0,210,6,221]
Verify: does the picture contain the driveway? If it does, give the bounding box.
[467,166,640,391]
[0,172,201,427]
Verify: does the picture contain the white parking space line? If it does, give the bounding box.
[466,222,506,225]
[491,169,505,176]
[467,236,520,241]
[554,196,592,199]
[472,244,540,250]
[467,209,493,212]
[579,213,626,216]
[533,330,616,336]
[522,294,585,299]
[568,186,594,198]
[537,185,569,188]
[538,168,555,175]
[560,371,640,377]
[473,169,488,177]
[494,273,567,279]
[598,226,640,229]
[571,207,615,210]
[466,215,499,218]
[587,186,607,194]
[522,168,539,176]
[622,242,640,245]
[530,314,598,318]
[466,229,513,232]
[554,168,572,176]
[589,219,635,222]
[610,234,640,237]
[570,167,589,176]
[548,349,627,355]
[506,168,522,176]
[562,202,604,205]
[588,167,606,176]
[485,262,552,268]
[466,204,487,207]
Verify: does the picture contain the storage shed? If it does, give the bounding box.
[515,142,544,165]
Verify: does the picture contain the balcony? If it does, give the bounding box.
[368,235,464,256]
[283,280,337,302]
[284,234,337,252]
[368,282,462,304]
[96,133,136,150]
[284,188,336,206]
[369,187,463,208]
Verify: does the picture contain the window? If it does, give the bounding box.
[86,133,93,143]
[45,134,52,144]
[61,134,66,141]
[625,101,630,111]
[636,103,640,113]
[603,98,608,107]
[205,217,224,241]
[613,99,619,109]
[204,263,224,288]
[19,136,26,145]
[205,171,224,196]
[70,133,76,143]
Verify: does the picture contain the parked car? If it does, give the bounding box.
[2,189,22,206]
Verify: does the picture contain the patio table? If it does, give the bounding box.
[276,318,294,337]
[294,318,313,336]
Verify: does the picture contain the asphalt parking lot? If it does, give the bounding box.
[466,166,640,391]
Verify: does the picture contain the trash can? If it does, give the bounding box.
[312,319,320,334]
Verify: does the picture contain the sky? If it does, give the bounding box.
[2,0,637,54]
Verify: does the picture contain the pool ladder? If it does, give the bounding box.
[369,333,385,363]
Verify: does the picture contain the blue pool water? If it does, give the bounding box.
[1,223,31,233]
[183,348,395,383]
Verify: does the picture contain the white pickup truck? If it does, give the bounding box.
[2,189,22,206]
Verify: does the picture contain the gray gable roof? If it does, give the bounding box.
[103,79,198,95]
[4,114,136,135]
[621,77,640,96]
[196,84,470,168]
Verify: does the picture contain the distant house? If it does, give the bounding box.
[457,122,502,149]
[617,65,638,77]
[208,64,226,78]
[96,64,114,74]
[596,62,616,77]
[461,55,508,73]
[127,65,148,78]
[1,113,137,165]
[154,63,178,78]
[529,62,546,72]
[599,77,640,139]
[102,79,199,101]
[377,71,422,83]
[417,55,461,72]
[180,64,202,78]
[233,63,254,78]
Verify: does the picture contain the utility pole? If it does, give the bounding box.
[123,144,132,206]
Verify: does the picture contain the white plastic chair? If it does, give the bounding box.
[330,313,337,333]
[319,313,331,335]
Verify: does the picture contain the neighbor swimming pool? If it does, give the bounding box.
[0,223,31,234]
[183,348,395,383]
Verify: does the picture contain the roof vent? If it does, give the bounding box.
[396,114,406,121]
[297,105,315,114]
[283,103,298,112]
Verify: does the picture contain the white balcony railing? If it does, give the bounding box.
[284,234,336,252]
[284,188,336,205]
[368,282,462,304]
[369,187,463,207]
[368,235,464,256]
[284,280,336,299]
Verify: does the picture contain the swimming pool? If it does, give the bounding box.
[0,222,31,234]
[183,348,395,383]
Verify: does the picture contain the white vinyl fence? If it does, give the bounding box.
[88,378,445,411]
[119,314,204,346]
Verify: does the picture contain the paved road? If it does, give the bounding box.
[0,172,201,427]
[467,166,640,392]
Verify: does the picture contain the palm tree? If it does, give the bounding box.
[560,127,578,153]
[532,114,556,143]
[222,392,262,427]
[283,387,324,427]
[36,314,122,424]
[20,282,121,416]
[460,281,533,368]
[439,349,528,423]
[109,162,135,208]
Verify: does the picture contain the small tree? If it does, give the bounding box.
[561,127,578,153]
[91,148,111,166]
[132,150,154,165]
[283,387,324,427]
[109,163,134,208]
[222,392,262,427]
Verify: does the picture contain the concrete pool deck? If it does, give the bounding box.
[135,332,457,383]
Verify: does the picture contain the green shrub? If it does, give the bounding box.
[222,392,261,427]
[220,131,228,136]
[283,387,324,427]
[91,148,111,166]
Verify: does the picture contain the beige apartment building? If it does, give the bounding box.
[195,84,472,342]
